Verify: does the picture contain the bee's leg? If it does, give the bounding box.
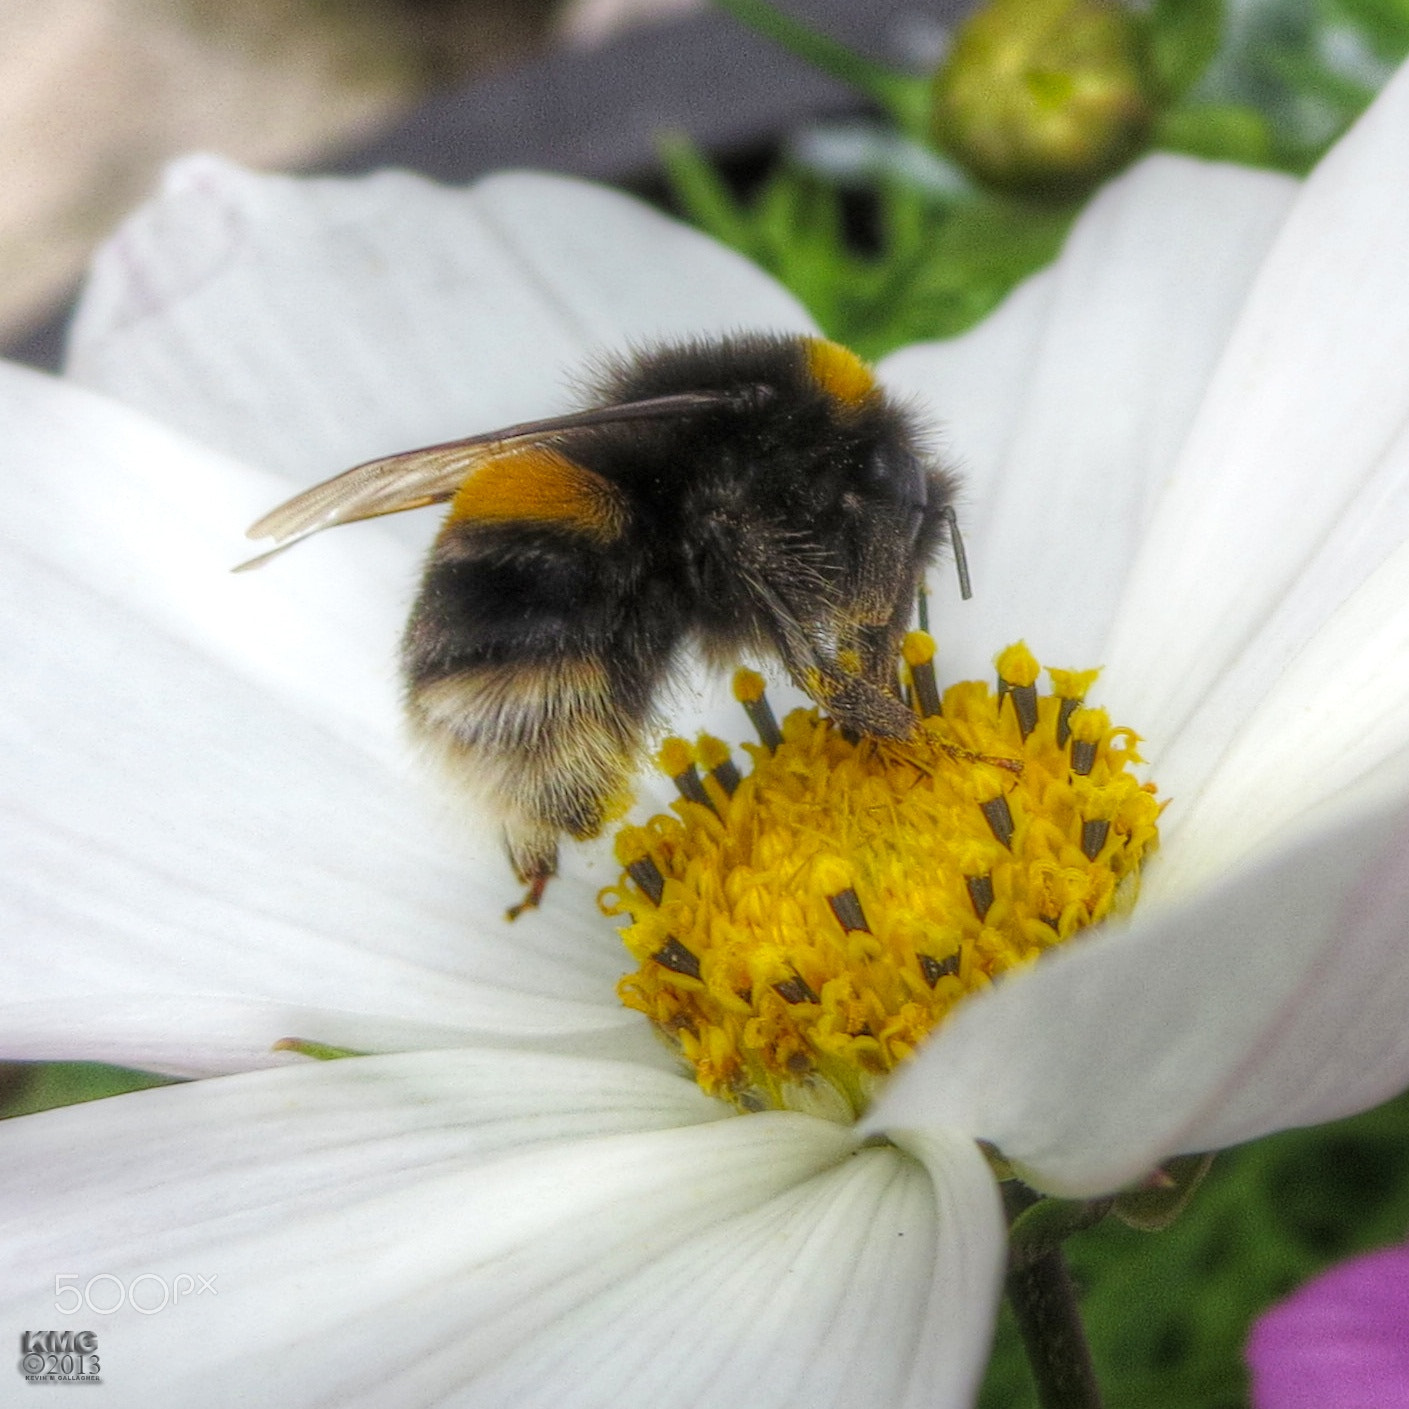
[503,820,559,921]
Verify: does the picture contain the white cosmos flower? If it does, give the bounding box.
[6,58,1409,1409]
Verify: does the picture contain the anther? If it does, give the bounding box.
[828,887,870,934]
[980,794,1015,849]
[774,975,820,1005]
[1008,685,1038,738]
[1049,667,1101,747]
[1068,706,1109,778]
[996,643,1040,739]
[1081,819,1111,861]
[696,735,742,797]
[919,953,960,986]
[658,738,718,815]
[966,872,995,921]
[652,937,702,980]
[732,668,783,750]
[627,855,666,905]
[902,631,942,718]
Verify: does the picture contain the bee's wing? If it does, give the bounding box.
[237,389,742,570]
[237,442,487,569]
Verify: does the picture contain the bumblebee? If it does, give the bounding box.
[244,333,967,913]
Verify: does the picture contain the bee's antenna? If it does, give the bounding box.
[941,505,972,601]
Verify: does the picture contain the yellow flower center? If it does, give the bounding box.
[601,636,1161,1121]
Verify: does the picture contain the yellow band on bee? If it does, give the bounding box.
[804,338,876,407]
[446,444,628,542]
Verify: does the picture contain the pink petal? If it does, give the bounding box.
[1248,1242,1409,1409]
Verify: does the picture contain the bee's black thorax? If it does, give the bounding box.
[574,334,946,651]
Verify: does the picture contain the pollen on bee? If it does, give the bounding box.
[803,337,877,407]
[605,633,1163,1119]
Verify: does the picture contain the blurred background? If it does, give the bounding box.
[0,0,964,363]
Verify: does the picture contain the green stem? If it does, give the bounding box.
[711,0,932,137]
[1005,1246,1104,1409]
[1002,1182,1103,1409]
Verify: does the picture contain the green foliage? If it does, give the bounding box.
[661,134,1073,358]
[1154,101,1277,164]
[1336,0,1409,58]
[0,1061,176,1118]
[1146,0,1225,100]
[1185,0,1409,172]
[679,0,1409,359]
[981,1087,1409,1407]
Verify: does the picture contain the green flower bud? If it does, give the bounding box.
[931,0,1159,200]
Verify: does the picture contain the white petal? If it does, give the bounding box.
[1,363,676,1072]
[0,1052,1002,1409]
[1179,802,1409,1153]
[1134,403,1409,858]
[66,156,815,481]
[865,793,1409,1195]
[889,1127,1008,1409]
[1149,531,1409,898]
[0,361,408,754]
[468,1124,1001,1409]
[1,510,637,1072]
[879,154,1295,685]
[1103,61,1409,752]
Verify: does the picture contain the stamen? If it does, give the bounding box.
[1049,667,1100,748]
[653,937,702,980]
[697,735,742,797]
[919,953,960,986]
[657,738,718,815]
[610,642,1161,1118]
[966,872,995,920]
[1081,818,1111,861]
[997,643,1041,740]
[902,631,943,718]
[614,829,666,905]
[1069,706,1108,777]
[1057,698,1082,748]
[732,668,783,750]
[774,975,820,1004]
[628,857,665,905]
[829,889,870,933]
[980,794,1016,849]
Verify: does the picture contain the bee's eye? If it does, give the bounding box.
[858,444,926,505]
